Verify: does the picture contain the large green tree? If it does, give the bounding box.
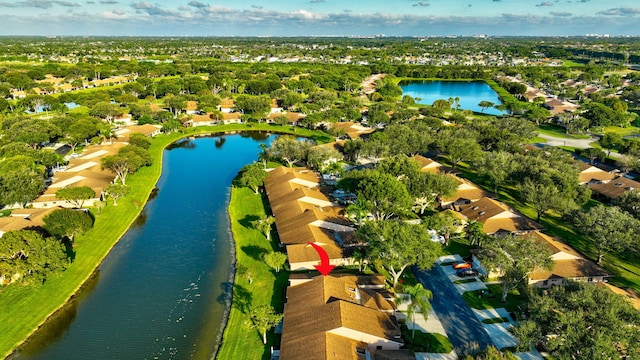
[0,230,68,285]
[43,208,94,244]
[268,136,311,168]
[101,145,152,185]
[476,151,515,193]
[55,186,95,208]
[252,215,275,241]
[512,282,640,359]
[358,220,440,287]
[356,173,412,221]
[572,205,637,264]
[397,283,432,338]
[262,251,287,273]
[477,234,552,302]
[237,163,268,194]
[248,305,283,345]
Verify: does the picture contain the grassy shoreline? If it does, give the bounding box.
[0,124,328,359]
[216,187,288,360]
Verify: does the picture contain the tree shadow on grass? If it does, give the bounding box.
[241,245,269,261]
[217,282,253,314]
[238,214,260,229]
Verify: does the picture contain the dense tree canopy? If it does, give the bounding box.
[358,220,440,287]
[0,229,68,285]
[513,282,640,359]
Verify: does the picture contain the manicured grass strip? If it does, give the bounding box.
[537,124,591,139]
[400,325,454,353]
[481,317,510,324]
[453,278,477,285]
[216,186,288,360]
[462,284,524,313]
[0,124,327,359]
[442,237,472,258]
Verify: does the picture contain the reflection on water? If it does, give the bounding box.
[166,138,196,151]
[214,136,226,148]
[239,131,269,141]
[131,208,148,229]
[10,271,100,358]
[11,134,277,360]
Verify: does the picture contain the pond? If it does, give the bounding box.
[399,80,505,116]
[10,132,276,360]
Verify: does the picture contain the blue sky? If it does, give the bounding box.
[1,0,640,36]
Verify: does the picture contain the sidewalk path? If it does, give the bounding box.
[414,265,493,356]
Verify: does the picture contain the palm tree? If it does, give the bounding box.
[346,198,369,225]
[397,283,432,338]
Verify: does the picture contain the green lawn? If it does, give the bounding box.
[481,317,510,324]
[462,284,524,313]
[400,325,453,353]
[442,237,472,258]
[537,124,591,139]
[598,126,640,136]
[216,187,288,360]
[0,124,329,359]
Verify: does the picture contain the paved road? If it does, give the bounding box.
[536,133,623,159]
[414,265,493,357]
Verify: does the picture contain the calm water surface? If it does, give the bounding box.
[400,80,505,116]
[12,132,275,360]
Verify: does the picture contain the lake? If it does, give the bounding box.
[400,80,505,116]
[11,132,276,360]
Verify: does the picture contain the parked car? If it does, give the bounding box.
[456,268,479,277]
[451,261,472,270]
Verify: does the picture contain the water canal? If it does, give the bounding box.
[399,80,505,116]
[11,132,276,360]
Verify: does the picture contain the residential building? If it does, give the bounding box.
[411,155,444,174]
[439,176,488,209]
[526,231,610,288]
[588,176,640,202]
[578,164,616,185]
[264,167,359,271]
[279,274,412,360]
[457,197,542,235]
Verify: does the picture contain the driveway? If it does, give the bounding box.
[414,265,493,357]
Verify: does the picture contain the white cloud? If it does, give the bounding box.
[597,7,640,16]
[100,9,127,19]
[550,11,572,16]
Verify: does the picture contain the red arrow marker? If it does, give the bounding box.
[308,242,335,276]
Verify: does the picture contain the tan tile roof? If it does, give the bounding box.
[526,230,609,281]
[411,155,443,173]
[578,166,617,184]
[530,258,609,281]
[440,176,488,204]
[0,217,37,234]
[219,98,235,108]
[264,167,355,265]
[0,207,59,235]
[524,231,581,258]
[127,124,162,137]
[589,176,640,199]
[280,275,401,360]
[458,197,542,234]
[222,112,240,121]
[267,111,305,122]
[598,283,640,309]
[186,101,198,111]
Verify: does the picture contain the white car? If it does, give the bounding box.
[428,229,445,244]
